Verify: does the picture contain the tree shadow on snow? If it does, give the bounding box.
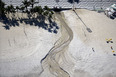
[1,16,19,30]
[0,15,59,34]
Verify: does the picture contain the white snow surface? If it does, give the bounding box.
[63,9,116,77]
[0,15,61,77]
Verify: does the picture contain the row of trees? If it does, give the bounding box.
[0,0,54,18]
[0,0,5,16]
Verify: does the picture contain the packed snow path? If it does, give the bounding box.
[40,12,73,77]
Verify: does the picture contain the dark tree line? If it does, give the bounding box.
[68,0,79,3]
[0,0,54,18]
[0,0,59,34]
[0,0,5,17]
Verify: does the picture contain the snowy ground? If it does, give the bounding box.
[62,9,116,77]
[0,9,116,77]
[0,13,61,77]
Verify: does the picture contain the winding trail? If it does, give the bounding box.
[40,12,73,77]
